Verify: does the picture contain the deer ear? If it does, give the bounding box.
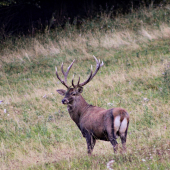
[57,89,66,96]
[77,87,83,93]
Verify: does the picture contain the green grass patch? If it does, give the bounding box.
[0,5,170,170]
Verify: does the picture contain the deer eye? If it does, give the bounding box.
[71,92,76,96]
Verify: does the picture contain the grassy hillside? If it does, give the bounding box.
[0,6,170,170]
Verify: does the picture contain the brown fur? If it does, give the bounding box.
[56,56,129,155]
[57,88,130,154]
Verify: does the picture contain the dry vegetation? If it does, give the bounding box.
[0,6,170,170]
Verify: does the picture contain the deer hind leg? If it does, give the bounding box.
[105,111,118,153]
[109,136,118,153]
[120,133,126,152]
[119,119,129,153]
[106,124,118,153]
[106,126,118,152]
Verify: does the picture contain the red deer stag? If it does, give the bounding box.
[56,55,129,155]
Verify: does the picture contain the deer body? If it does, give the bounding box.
[56,56,129,154]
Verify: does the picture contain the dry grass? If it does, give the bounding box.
[0,6,170,170]
[1,23,170,63]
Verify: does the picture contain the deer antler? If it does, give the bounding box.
[55,59,75,88]
[89,55,104,81]
[56,56,104,88]
[74,55,104,87]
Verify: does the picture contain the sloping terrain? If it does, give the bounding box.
[0,6,170,170]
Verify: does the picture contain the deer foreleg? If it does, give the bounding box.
[91,136,96,152]
[85,133,96,155]
[83,129,96,155]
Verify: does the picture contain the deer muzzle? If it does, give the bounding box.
[62,98,69,104]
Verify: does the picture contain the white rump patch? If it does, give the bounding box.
[114,116,120,136]
[119,118,127,133]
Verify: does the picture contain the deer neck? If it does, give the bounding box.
[67,95,90,125]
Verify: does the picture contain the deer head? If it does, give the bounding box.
[56,55,104,105]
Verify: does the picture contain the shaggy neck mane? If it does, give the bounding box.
[67,94,91,125]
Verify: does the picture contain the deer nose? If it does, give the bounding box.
[62,99,67,104]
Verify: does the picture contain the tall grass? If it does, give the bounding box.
[0,5,170,170]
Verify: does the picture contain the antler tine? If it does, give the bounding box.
[61,59,75,83]
[55,66,69,88]
[77,77,81,86]
[90,55,104,80]
[72,76,81,88]
[56,59,75,88]
[72,75,76,88]
[79,65,93,86]
[79,55,104,87]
